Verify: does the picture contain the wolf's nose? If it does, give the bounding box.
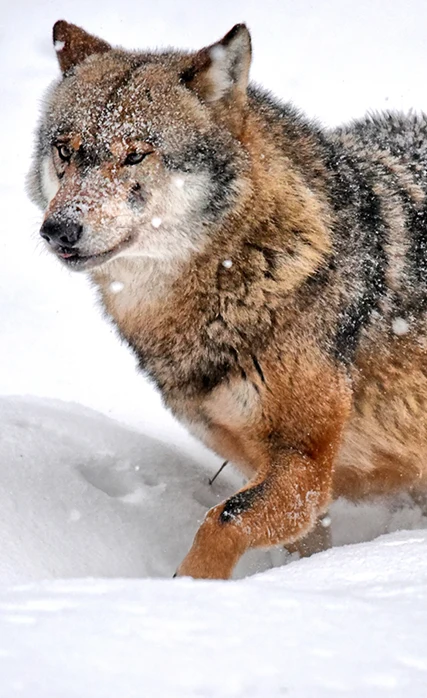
[40,219,83,248]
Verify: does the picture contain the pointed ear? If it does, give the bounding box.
[53,20,111,75]
[181,24,252,105]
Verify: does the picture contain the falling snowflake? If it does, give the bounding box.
[392,317,410,336]
[109,281,124,294]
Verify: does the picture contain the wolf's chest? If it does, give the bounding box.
[99,273,228,396]
[97,254,278,400]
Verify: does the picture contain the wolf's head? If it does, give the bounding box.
[28,21,252,270]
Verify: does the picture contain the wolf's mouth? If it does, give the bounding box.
[54,235,134,271]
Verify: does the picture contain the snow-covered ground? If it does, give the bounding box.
[2,531,427,698]
[1,0,427,695]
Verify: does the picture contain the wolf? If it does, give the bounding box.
[28,20,427,578]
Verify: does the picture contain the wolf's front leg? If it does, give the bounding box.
[176,449,334,579]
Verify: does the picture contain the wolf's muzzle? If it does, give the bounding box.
[40,218,83,250]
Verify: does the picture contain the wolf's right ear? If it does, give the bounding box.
[53,20,111,75]
[180,24,252,106]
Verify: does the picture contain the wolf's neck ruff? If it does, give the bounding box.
[28,21,427,579]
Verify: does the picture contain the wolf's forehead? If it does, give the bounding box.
[51,59,193,145]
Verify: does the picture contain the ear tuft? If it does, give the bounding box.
[52,20,111,75]
[181,24,252,104]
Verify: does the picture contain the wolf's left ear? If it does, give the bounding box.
[53,20,111,75]
[181,24,252,106]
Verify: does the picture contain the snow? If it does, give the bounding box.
[109,280,124,293]
[1,532,427,697]
[151,216,162,228]
[2,0,427,695]
[210,45,227,62]
[0,395,272,583]
[392,317,410,336]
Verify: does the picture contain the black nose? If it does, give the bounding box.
[40,219,83,249]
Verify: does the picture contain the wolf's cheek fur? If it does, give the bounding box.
[41,156,60,205]
[124,170,214,260]
[83,168,215,261]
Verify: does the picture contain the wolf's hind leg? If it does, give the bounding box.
[285,514,332,558]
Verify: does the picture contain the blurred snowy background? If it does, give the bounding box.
[1,1,427,695]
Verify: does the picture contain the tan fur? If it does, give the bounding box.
[335,334,427,499]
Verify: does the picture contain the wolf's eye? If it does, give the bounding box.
[124,152,147,166]
[56,144,73,162]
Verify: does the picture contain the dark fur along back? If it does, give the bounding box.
[29,21,427,578]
